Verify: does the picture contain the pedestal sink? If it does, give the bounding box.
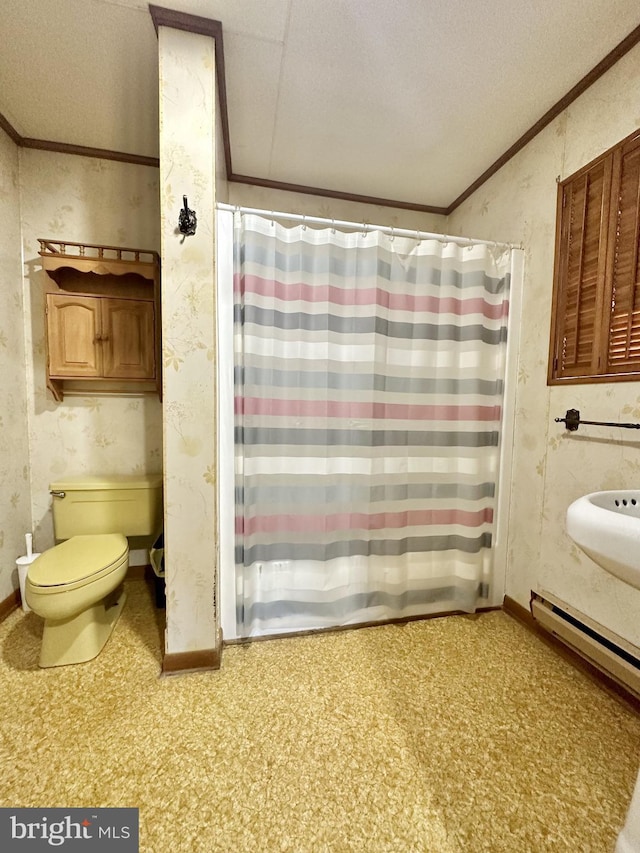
[566,491,640,590]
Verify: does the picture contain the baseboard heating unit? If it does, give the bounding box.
[531,591,640,699]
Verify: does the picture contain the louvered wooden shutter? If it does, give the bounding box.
[606,135,640,373]
[550,155,612,381]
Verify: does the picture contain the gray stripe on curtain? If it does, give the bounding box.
[236,366,504,396]
[240,582,485,622]
[236,482,495,505]
[236,427,499,447]
[237,533,493,565]
[236,305,508,344]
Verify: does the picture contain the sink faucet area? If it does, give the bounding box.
[566,491,640,590]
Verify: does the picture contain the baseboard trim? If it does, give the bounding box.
[126,564,148,581]
[502,594,640,713]
[162,630,223,675]
[503,594,534,627]
[0,588,21,623]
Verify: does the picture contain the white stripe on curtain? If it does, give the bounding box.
[228,211,514,638]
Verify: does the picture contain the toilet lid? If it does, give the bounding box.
[28,534,128,587]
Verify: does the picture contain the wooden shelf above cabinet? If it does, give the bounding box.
[39,239,159,279]
[39,239,161,402]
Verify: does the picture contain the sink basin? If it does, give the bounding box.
[567,491,640,590]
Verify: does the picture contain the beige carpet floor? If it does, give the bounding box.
[1,580,639,852]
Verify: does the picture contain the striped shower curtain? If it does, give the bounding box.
[233,212,511,637]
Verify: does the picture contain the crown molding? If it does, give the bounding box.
[228,172,448,216]
[0,115,159,167]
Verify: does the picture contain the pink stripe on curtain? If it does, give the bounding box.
[237,507,494,535]
[236,273,508,318]
[235,397,501,421]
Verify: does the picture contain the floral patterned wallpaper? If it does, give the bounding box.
[158,26,219,655]
[19,149,163,551]
[0,129,31,603]
[448,43,640,647]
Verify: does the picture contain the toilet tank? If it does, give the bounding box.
[50,474,163,540]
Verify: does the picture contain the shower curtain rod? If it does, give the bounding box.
[216,203,517,250]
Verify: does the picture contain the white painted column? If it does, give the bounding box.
[158,24,220,668]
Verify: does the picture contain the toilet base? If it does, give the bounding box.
[38,585,127,668]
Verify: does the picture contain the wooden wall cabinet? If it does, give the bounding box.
[39,240,161,401]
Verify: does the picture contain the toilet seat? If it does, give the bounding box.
[28,534,129,592]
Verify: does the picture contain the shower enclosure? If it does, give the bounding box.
[217,207,522,639]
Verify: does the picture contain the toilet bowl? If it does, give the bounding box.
[26,534,129,667]
[25,473,162,668]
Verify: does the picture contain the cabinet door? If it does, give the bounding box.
[46,293,102,377]
[102,298,155,379]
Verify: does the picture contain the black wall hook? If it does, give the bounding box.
[178,196,197,237]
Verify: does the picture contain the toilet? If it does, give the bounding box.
[26,473,162,668]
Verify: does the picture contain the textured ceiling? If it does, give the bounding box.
[1,0,640,210]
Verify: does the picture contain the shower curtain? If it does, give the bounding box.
[227,211,513,638]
